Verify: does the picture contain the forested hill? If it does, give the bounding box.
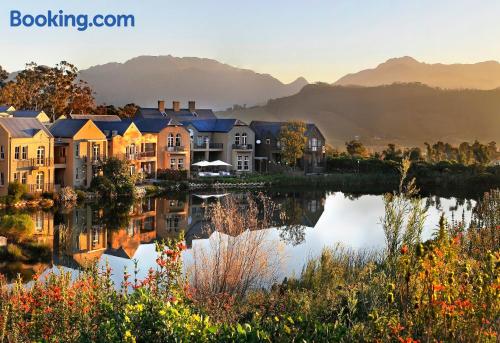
[218,83,500,148]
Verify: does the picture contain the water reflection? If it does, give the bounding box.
[1,191,475,282]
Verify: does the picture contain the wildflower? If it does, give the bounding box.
[159,309,167,316]
[401,245,409,255]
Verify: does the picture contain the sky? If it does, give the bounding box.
[1,0,500,83]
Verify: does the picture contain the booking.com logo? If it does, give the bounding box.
[10,10,135,31]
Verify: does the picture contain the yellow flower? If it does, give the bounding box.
[125,331,132,338]
[135,304,144,312]
[124,315,131,323]
[159,309,167,316]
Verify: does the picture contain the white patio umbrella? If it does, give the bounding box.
[192,160,211,167]
[208,160,232,167]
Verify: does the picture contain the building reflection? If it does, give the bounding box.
[45,191,325,267]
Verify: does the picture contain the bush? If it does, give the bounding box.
[157,169,188,181]
[7,181,27,204]
[75,189,87,202]
[21,193,35,201]
[58,187,78,203]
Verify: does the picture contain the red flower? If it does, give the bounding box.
[401,245,409,255]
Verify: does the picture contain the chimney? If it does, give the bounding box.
[158,100,165,113]
[172,101,180,112]
[188,101,196,112]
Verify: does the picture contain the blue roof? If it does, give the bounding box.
[49,119,92,138]
[94,121,134,137]
[136,107,216,120]
[0,106,13,112]
[182,119,246,133]
[250,121,324,140]
[130,118,183,133]
[11,110,46,119]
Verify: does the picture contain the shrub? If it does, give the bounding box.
[7,181,27,204]
[157,169,188,181]
[58,187,78,203]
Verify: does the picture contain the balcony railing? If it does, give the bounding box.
[15,158,54,169]
[81,155,107,164]
[54,156,67,164]
[138,151,156,159]
[28,183,54,193]
[166,146,186,152]
[193,142,223,150]
[232,144,253,150]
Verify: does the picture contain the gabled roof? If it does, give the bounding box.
[250,121,324,140]
[11,110,44,118]
[0,106,15,113]
[0,118,53,138]
[49,119,92,138]
[136,107,216,121]
[94,121,137,138]
[182,119,247,133]
[69,114,122,122]
[130,118,183,133]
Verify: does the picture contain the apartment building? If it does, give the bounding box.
[0,107,50,124]
[250,121,326,172]
[132,117,191,175]
[0,118,54,196]
[49,119,108,189]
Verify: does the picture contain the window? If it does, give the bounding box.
[76,168,79,180]
[175,133,182,146]
[14,146,20,160]
[92,144,100,161]
[0,146,4,160]
[37,146,45,165]
[170,158,176,169]
[22,146,28,160]
[196,136,204,146]
[21,172,27,184]
[36,172,44,191]
[130,165,136,176]
[234,133,240,145]
[242,133,247,145]
[266,138,271,145]
[168,133,174,147]
[35,213,43,233]
[75,143,80,157]
[127,144,136,159]
[237,155,243,170]
[244,156,249,170]
[13,172,19,183]
[177,158,184,170]
[0,172,4,186]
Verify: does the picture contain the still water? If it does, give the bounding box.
[1,190,476,283]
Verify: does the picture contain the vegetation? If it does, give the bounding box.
[346,140,369,158]
[7,182,27,204]
[90,157,136,199]
[0,62,94,120]
[279,121,308,167]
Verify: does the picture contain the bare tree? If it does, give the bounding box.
[190,193,285,300]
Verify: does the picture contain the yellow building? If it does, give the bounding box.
[0,118,54,196]
[49,119,108,190]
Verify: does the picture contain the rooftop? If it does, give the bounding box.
[182,118,247,133]
[0,117,53,138]
[49,119,93,138]
[69,114,122,122]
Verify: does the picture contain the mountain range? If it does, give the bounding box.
[334,56,500,90]
[78,55,308,109]
[218,83,500,148]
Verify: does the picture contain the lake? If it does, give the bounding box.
[0,189,477,285]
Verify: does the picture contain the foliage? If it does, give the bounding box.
[345,140,369,158]
[58,186,78,203]
[0,66,7,88]
[7,182,27,204]
[90,157,136,199]
[0,61,94,119]
[0,213,34,241]
[279,121,308,167]
[157,169,188,181]
[93,103,139,118]
[425,140,496,165]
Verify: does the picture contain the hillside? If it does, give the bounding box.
[335,56,500,90]
[79,55,308,109]
[218,83,500,148]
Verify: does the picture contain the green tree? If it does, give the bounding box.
[382,143,403,162]
[0,65,8,88]
[91,157,135,198]
[345,140,369,158]
[279,121,308,167]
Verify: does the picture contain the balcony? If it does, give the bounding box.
[81,155,107,164]
[193,142,223,150]
[15,158,54,169]
[138,151,156,160]
[28,183,54,193]
[232,144,253,150]
[166,146,186,153]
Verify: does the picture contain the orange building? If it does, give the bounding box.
[132,118,191,174]
[49,119,108,190]
[0,118,54,196]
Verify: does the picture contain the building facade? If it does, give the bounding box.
[0,118,54,196]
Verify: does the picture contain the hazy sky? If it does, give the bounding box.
[1,0,500,83]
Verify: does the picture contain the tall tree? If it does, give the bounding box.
[279,121,308,167]
[345,140,369,158]
[0,66,8,88]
